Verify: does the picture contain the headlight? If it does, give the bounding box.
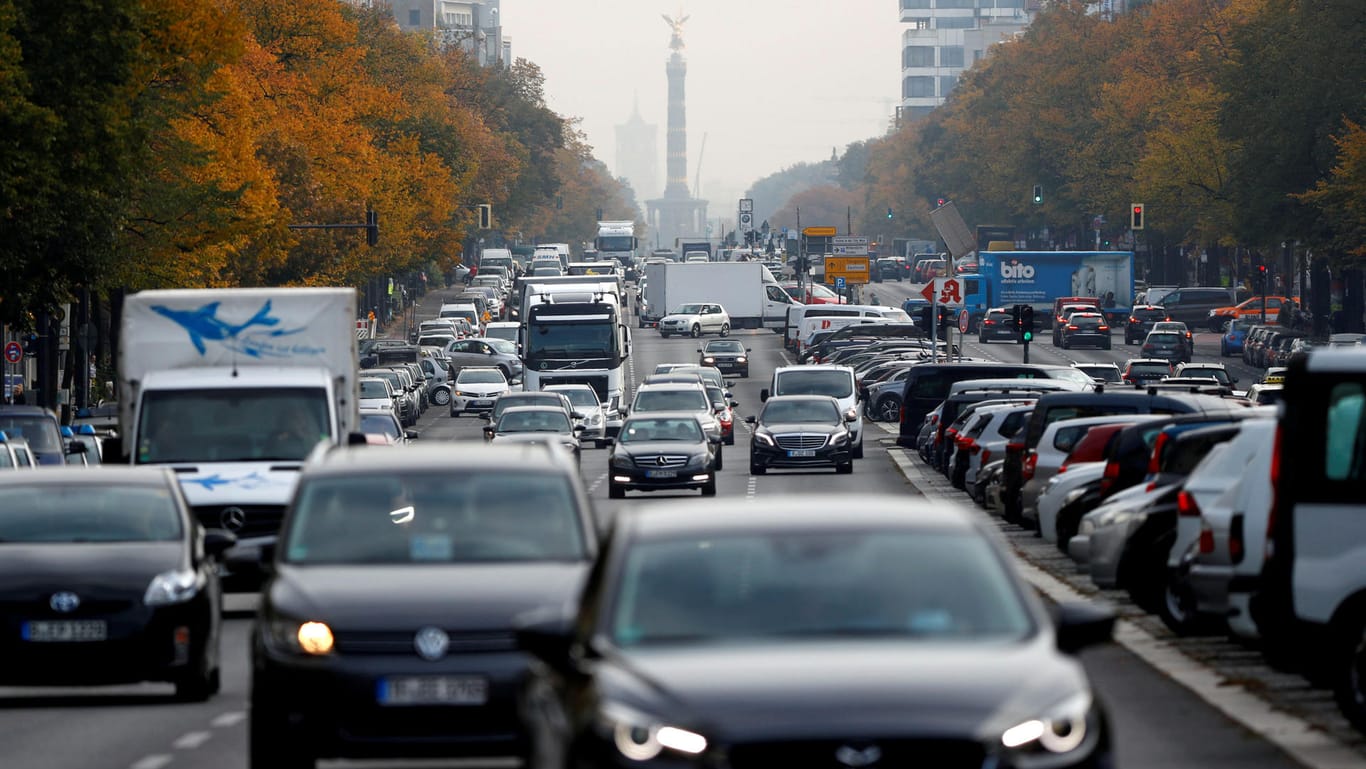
[736,356,747,363]
[702,357,715,363]
[144,568,204,606]
[754,431,775,446]
[599,703,708,761]
[831,432,850,446]
[265,618,335,656]
[587,412,603,425]
[1000,692,1095,763]
[611,455,635,469]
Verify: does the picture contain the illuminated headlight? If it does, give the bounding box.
[599,703,708,761]
[266,618,335,656]
[1000,692,1095,764]
[735,356,747,363]
[703,357,715,363]
[144,568,204,606]
[754,431,775,447]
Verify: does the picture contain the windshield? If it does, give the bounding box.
[1134,309,1167,321]
[809,284,838,299]
[620,417,703,443]
[359,380,390,398]
[497,410,571,433]
[1079,367,1121,382]
[552,388,598,409]
[761,399,840,424]
[485,326,518,341]
[526,320,615,358]
[458,370,505,385]
[672,304,704,315]
[284,472,586,564]
[360,413,400,439]
[0,414,62,452]
[634,389,709,412]
[137,388,330,463]
[597,235,634,251]
[705,340,745,353]
[1130,364,1170,376]
[611,530,1032,646]
[0,485,182,543]
[775,370,853,399]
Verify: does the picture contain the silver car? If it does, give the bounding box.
[444,337,524,381]
[545,384,607,447]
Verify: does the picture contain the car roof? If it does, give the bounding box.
[636,381,706,391]
[620,496,978,539]
[310,443,574,474]
[0,465,175,486]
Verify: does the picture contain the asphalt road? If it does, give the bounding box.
[0,283,1350,769]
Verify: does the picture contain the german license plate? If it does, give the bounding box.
[645,469,678,479]
[787,449,817,458]
[472,399,493,407]
[23,620,108,642]
[378,676,488,706]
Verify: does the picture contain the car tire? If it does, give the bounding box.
[1333,609,1366,732]
[701,479,717,496]
[720,323,730,337]
[852,439,864,460]
[691,324,702,338]
[835,462,853,475]
[660,332,670,338]
[1103,341,1112,350]
[750,461,766,475]
[449,409,459,418]
[174,658,219,703]
[430,388,451,406]
[608,483,625,499]
[1158,573,1212,636]
[876,395,901,423]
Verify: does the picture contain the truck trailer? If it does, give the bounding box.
[640,261,794,330]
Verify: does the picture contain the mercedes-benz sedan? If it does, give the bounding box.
[608,413,718,498]
[746,395,854,475]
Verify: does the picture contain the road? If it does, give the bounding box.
[1,282,1360,769]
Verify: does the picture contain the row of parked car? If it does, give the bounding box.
[909,351,1366,734]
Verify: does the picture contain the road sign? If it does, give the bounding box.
[831,236,869,255]
[739,198,753,213]
[803,226,837,237]
[833,236,868,246]
[835,277,846,290]
[739,212,754,232]
[920,278,964,307]
[824,256,870,285]
[3,341,21,364]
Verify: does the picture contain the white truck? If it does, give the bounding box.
[640,261,793,330]
[521,284,631,437]
[116,288,359,586]
[595,220,637,267]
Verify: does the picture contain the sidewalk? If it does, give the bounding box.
[375,285,469,340]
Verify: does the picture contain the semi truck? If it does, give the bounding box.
[521,284,631,437]
[953,251,1135,331]
[640,261,794,330]
[595,220,638,267]
[115,287,359,587]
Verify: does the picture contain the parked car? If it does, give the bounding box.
[1157,286,1237,327]
[1073,363,1122,384]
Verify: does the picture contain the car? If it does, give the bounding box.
[1140,330,1190,364]
[359,407,416,445]
[746,395,855,475]
[1173,363,1238,391]
[1073,363,1122,384]
[0,467,234,699]
[762,365,864,459]
[1058,312,1112,350]
[873,256,909,281]
[487,390,578,429]
[0,430,31,469]
[1052,303,1102,345]
[484,321,520,343]
[363,368,418,426]
[658,303,731,338]
[1207,295,1296,331]
[438,302,483,334]
[1156,286,1237,327]
[658,364,727,391]
[544,384,607,447]
[1124,305,1170,344]
[515,495,1116,769]
[697,339,750,377]
[448,367,511,417]
[1244,382,1284,405]
[977,307,1020,343]
[628,382,724,468]
[1221,317,1259,357]
[1121,358,1174,385]
[705,384,738,446]
[246,442,596,768]
[444,337,523,381]
[358,376,400,415]
[913,256,948,281]
[0,405,71,466]
[606,413,718,497]
[482,406,583,463]
[1151,321,1194,357]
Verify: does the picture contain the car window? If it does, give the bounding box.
[634,389,709,412]
[620,418,703,442]
[359,380,390,398]
[1324,383,1366,482]
[0,485,182,542]
[1148,333,1180,343]
[760,399,841,424]
[0,415,62,452]
[775,370,853,399]
[360,413,400,438]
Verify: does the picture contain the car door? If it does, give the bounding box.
[764,285,793,329]
[446,340,480,371]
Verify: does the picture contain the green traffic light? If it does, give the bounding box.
[1023,330,1033,342]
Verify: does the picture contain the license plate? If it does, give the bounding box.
[471,399,492,407]
[23,620,108,642]
[787,449,817,458]
[645,469,678,479]
[378,676,488,706]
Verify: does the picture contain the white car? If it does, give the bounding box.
[358,376,400,415]
[659,303,731,338]
[544,384,607,447]
[483,321,520,344]
[448,367,511,417]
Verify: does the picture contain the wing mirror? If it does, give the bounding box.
[203,529,238,559]
[760,388,770,402]
[744,415,757,425]
[482,425,495,440]
[730,400,740,408]
[405,430,420,441]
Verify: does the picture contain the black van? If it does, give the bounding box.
[1156,287,1236,327]
[896,363,1093,448]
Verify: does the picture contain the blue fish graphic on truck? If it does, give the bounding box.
[152,300,306,357]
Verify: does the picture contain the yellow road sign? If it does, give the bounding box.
[824,256,871,285]
[803,226,837,237]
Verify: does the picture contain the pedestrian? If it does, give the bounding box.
[11,383,26,404]
[1276,300,1293,328]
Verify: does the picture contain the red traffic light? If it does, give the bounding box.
[1131,203,1145,230]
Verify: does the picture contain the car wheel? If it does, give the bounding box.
[750,460,766,475]
[1158,574,1210,636]
[660,331,670,338]
[852,439,864,460]
[691,324,702,338]
[876,395,902,423]
[449,409,459,418]
[720,323,730,337]
[701,479,717,496]
[608,483,625,500]
[1334,609,1366,732]
[174,658,219,702]
[430,388,451,406]
[835,462,853,475]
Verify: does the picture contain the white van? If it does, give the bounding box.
[760,365,864,459]
[438,302,481,335]
[786,304,911,352]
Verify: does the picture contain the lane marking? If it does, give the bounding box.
[882,445,1366,769]
[587,472,607,493]
[129,756,173,769]
[746,476,758,501]
[172,731,213,750]
[209,711,246,729]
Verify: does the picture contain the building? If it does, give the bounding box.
[898,0,1036,122]
[384,0,510,65]
[614,98,658,212]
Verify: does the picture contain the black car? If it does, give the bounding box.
[746,395,855,475]
[246,443,596,769]
[1141,331,1190,363]
[608,413,718,498]
[978,308,1020,343]
[1059,312,1112,350]
[1124,305,1170,344]
[0,467,234,700]
[516,496,1115,769]
[697,339,751,378]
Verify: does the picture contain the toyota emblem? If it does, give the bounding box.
[50,592,81,613]
[835,744,883,767]
[414,627,450,661]
[220,506,247,532]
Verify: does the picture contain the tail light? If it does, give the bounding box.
[1099,459,1120,495]
[1198,524,1215,554]
[981,449,992,464]
[1098,325,1109,331]
[1129,316,1138,323]
[1022,451,1039,481]
[1177,489,1201,517]
[984,319,995,326]
[1006,441,1024,454]
[1068,324,1079,330]
[1265,425,1282,561]
[1148,432,1170,475]
[1230,515,1246,564]
[968,439,981,455]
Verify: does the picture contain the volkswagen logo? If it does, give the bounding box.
[220,506,247,532]
[835,744,883,768]
[414,626,450,661]
[50,592,80,614]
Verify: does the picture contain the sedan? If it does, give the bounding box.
[746,395,855,475]
[1059,313,1112,350]
[978,307,1020,343]
[0,467,234,700]
[449,367,511,417]
[516,496,1115,769]
[482,406,583,464]
[608,413,718,498]
[698,339,751,377]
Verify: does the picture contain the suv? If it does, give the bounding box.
[873,257,908,282]
[1059,312,1112,350]
[1122,358,1174,385]
[977,307,1019,344]
[763,365,864,459]
[1125,305,1170,344]
[1052,303,1101,345]
[1156,287,1236,327]
[1141,330,1190,364]
[0,405,68,466]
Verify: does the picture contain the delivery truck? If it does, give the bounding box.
[955,251,1134,331]
[114,287,359,588]
[640,262,794,330]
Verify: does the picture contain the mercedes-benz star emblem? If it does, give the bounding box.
[414,627,450,661]
[220,506,247,532]
[50,592,81,613]
[835,744,883,768]
[657,456,670,466]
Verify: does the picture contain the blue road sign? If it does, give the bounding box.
[835,277,847,290]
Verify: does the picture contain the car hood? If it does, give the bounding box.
[613,440,710,457]
[602,639,1088,742]
[757,422,844,435]
[269,562,588,630]
[662,313,703,323]
[0,542,185,596]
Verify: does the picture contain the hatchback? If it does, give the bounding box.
[1141,331,1190,363]
[1059,313,1112,350]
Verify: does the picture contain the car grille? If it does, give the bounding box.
[774,434,828,450]
[192,504,285,539]
[334,629,517,656]
[727,738,984,769]
[633,454,691,468]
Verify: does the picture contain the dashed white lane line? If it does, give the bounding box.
[129,756,172,769]
[883,446,1366,769]
[209,711,246,728]
[588,472,607,493]
[171,731,213,750]
[746,476,758,501]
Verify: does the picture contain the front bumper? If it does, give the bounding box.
[450,394,501,415]
[703,358,749,374]
[610,464,713,491]
[750,441,851,469]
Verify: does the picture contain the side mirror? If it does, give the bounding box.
[746,348,752,353]
[730,400,740,408]
[744,415,757,425]
[696,348,704,353]
[572,412,586,420]
[845,410,858,423]
[1054,601,1115,654]
[405,430,420,441]
[203,528,238,559]
[760,388,770,402]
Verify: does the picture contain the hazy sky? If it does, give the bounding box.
[503,1,901,208]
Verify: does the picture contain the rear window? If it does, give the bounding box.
[1130,363,1170,376]
[1148,333,1180,344]
[1134,309,1167,321]
[987,311,1012,322]
[1052,424,1093,453]
[1324,383,1365,482]
[1071,316,1104,328]
[999,411,1029,439]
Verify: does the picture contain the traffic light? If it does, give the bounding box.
[1032,185,1043,205]
[1010,304,1021,331]
[1256,264,1268,293]
[365,209,378,247]
[1131,203,1145,230]
[478,204,492,229]
[887,207,893,220]
[1020,306,1034,343]
[22,334,38,355]
[936,197,947,207]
